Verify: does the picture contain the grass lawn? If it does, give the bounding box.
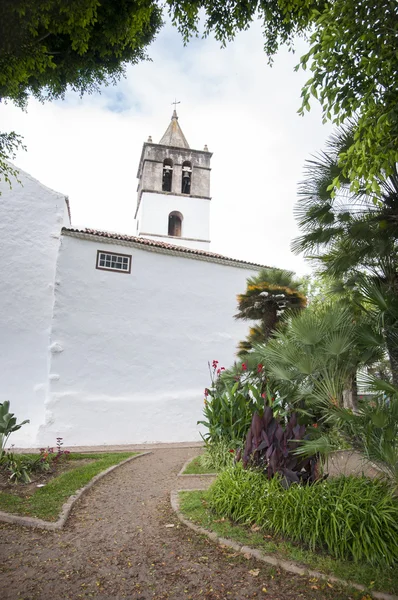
[179,490,398,596]
[0,452,137,521]
[182,455,217,475]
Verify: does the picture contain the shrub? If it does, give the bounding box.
[199,360,265,445]
[240,405,320,487]
[209,464,398,566]
[200,440,235,472]
[0,401,29,454]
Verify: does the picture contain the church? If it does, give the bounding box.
[0,110,267,448]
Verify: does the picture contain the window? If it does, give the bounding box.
[96,250,132,274]
[168,211,183,237]
[181,161,192,194]
[162,158,173,192]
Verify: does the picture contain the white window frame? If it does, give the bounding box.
[96,250,132,274]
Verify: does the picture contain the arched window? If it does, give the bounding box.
[168,211,183,237]
[181,161,192,194]
[162,158,173,192]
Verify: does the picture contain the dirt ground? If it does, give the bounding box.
[0,448,369,600]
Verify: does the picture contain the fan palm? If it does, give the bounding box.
[292,120,398,383]
[253,303,385,413]
[235,268,306,356]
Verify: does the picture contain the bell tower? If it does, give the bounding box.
[135,109,212,251]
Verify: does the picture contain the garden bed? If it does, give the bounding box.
[180,454,218,475]
[179,490,398,596]
[0,452,137,521]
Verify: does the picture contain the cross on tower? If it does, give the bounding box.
[172,99,181,111]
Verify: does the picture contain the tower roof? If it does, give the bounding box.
[159,110,190,149]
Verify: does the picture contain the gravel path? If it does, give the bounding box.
[0,448,363,599]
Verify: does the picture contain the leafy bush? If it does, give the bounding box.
[199,360,266,445]
[209,464,398,566]
[200,440,235,472]
[240,406,320,487]
[0,438,71,483]
[2,453,32,483]
[0,401,29,453]
[295,377,398,486]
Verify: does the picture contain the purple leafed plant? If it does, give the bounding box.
[238,404,323,487]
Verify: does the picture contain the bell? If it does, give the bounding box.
[182,170,190,179]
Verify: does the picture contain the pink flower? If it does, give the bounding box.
[204,389,209,397]
[241,362,247,371]
[217,368,221,375]
[212,360,219,369]
[261,393,266,398]
[220,367,225,371]
[257,363,263,373]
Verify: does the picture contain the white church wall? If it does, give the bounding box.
[38,233,258,446]
[138,191,210,250]
[0,169,70,446]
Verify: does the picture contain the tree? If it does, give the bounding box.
[168,0,398,190]
[292,121,398,383]
[235,267,306,356]
[0,0,162,107]
[255,303,384,412]
[0,0,162,187]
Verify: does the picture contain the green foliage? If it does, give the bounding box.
[0,452,136,520]
[292,121,398,383]
[182,454,218,474]
[0,401,29,454]
[0,0,162,182]
[255,303,384,412]
[209,464,398,566]
[200,440,235,472]
[235,268,306,356]
[169,0,398,189]
[297,377,398,486]
[298,0,398,190]
[0,132,26,192]
[199,361,265,445]
[0,0,163,108]
[1,452,32,483]
[179,489,398,595]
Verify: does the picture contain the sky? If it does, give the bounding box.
[1,18,334,275]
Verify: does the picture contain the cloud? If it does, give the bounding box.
[1,19,333,274]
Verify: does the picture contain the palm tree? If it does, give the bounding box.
[292,120,398,383]
[254,303,385,413]
[235,268,306,357]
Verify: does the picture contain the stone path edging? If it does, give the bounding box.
[170,489,398,600]
[0,451,151,531]
[177,457,217,478]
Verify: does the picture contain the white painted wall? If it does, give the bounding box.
[38,233,258,446]
[137,191,210,251]
[0,168,70,446]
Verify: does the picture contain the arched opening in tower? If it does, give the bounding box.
[162,159,173,192]
[181,161,192,194]
[168,211,183,237]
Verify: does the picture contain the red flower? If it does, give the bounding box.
[204,389,209,397]
[312,423,318,428]
[220,367,225,371]
[242,362,247,371]
[261,393,266,398]
[229,449,235,454]
[217,368,221,375]
[212,360,219,369]
[257,363,263,373]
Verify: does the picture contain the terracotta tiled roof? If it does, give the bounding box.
[62,227,269,269]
